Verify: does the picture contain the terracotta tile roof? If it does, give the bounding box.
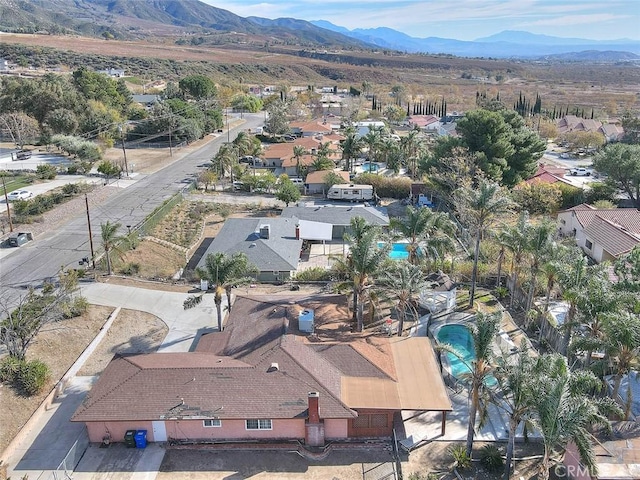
[305,170,350,184]
[281,154,315,168]
[290,121,333,133]
[262,143,294,160]
[74,295,451,424]
[293,137,322,148]
[571,207,640,233]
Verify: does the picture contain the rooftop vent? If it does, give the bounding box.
[267,362,279,372]
[259,224,271,239]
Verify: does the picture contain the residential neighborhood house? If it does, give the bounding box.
[557,204,640,263]
[72,295,452,446]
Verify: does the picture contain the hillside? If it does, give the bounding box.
[0,0,366,47]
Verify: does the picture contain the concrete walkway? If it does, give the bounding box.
[81,282,225,352]
[3,282,227,480]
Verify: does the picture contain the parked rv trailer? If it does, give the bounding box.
[326,184,374,201]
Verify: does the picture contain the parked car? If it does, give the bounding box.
[569,167,592,176]
[6,232,32,247]
[7,189,33,201]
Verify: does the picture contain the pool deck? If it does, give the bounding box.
[401,305,540,445]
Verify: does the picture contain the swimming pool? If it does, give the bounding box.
[436,323,497,387]
[361,162,379,173]
[378,242,410,260]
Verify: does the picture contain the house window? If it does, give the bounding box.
[585,240,593,250]
[246,419,272,430]
[203,419,221,427]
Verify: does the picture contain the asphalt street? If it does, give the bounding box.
[0,113,264,302]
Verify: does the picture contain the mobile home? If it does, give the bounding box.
[327,184,374,202]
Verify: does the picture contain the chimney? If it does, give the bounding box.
[259,224,270,239]
[295,225,300,240]
[308,392,320,423]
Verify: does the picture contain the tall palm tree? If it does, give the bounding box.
[340,127,363,174]
[600,312,640,418]
[390,206,456,267]
[340,217,388,332]
[557,251,590,355]
[400,127,424,178]
[100,221,123,275]
[493,343,537,480]
[196,252,258,332]
[211,143,239,183]
[524,219,556,312]
[531,354,621,480]
[362,126,383,166]
[455,179,513,308]
[377,261,427,336]
[293,145,306,177]
[439,312,500,456]
[496,211,529,307]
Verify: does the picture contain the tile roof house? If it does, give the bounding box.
[281,204,390,239]
[304,170,350,195]
[557,204,640,262]
[192,217,302,282]
[524,164,574,186]
[72,295,452,446]
[289,120,333,138]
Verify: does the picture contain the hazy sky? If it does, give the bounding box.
[204,0,640,41]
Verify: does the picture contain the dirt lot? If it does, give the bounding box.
[0,305,167,457]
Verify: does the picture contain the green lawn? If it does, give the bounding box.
[0,175,32,194]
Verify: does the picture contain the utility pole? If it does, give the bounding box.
[120,125,129,177]
[85,194,96,269]
[2,176,13,233]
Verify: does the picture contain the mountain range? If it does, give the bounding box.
[2,0,639,60]
[311,21,640,59]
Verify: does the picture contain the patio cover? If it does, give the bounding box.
[298,219,333,241]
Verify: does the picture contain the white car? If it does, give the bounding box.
[7,189,33,201]
[569,167,591,176]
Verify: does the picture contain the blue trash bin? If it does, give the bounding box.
[134,429,147,448]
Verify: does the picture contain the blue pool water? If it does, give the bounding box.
[436,324,497,387]
[361,162,379,172]
[378,242,409,260]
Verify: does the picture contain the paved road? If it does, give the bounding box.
[0,114,264,300]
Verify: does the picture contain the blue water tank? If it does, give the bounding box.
[134,430,147,448]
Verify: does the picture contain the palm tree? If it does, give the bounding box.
[531,354,622,480]
[377,261,427,336]
[439,312,500,456]
[340,127,363,174]
[493,343,537,480]
[524,219,556,312]
[390,206,456,267]
[362,126,382,166]
[557,251,589,355]
[496,211,529,307]
[293,145,306,177]
[400,128,424,178]
[196,252,258,332]
[100,221,124,275]
[337,217,388,332]
[455,179,513,308]
[600,312,640,418]
[211,143,239,184]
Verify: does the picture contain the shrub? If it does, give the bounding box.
[480,444,504,472]
[353,173,411,199]
[120,262,141,275]
[62,183,81,195]
[36,164,57,180]
[448,443,471,470]
[0,356,24,383]
[18,359,50,395]
[293,267,332,282]
[61,296,89,318]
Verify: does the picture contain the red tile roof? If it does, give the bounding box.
[73,295,451,423]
